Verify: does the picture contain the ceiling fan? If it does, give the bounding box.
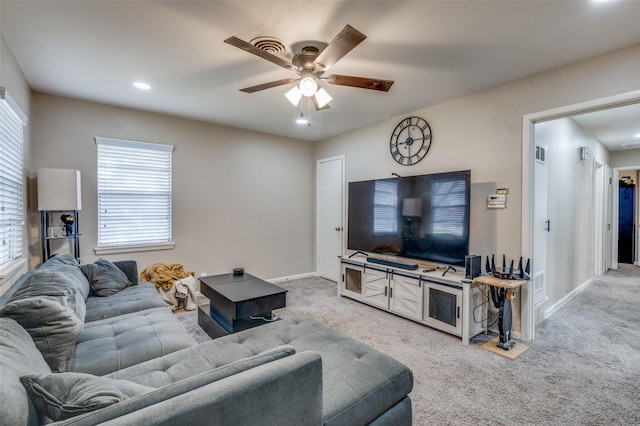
[224,25,394,110]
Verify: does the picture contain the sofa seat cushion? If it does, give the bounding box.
[225,317,413,426]
[109,328,296,387]
[84,282,167,322]
[60,351,321,426]
[0,318,53,426]
[111,317,413,426]
[69,307,194,376]
[103,345,296,406]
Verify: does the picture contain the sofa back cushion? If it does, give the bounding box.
[80,258,132,296]
[0,318,52,426]
[112,260,139,286]
[39,254,91,300]
[0,267,87,372]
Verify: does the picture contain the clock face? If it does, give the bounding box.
[389,116,432,166]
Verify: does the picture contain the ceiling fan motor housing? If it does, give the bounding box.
[293,46,321,72]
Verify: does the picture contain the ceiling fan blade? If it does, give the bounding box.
[225,36,297,71]
[325,74,394,92]
[239,78,299,93]
[313,25,366,72]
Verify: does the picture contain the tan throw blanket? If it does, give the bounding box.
[140,263,194,291]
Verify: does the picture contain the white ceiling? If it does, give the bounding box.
[2,0,640,142]
[571,103,640,151]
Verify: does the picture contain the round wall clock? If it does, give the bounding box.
[389,116,432,166]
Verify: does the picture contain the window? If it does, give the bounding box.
[373,180,398,235]
[431,177,468,236]
[95,137,174,253]
[0,88,27,272]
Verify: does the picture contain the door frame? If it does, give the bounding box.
[316,155,346,279]
[522,89,640,342]
[611,166,640,269]
[593,161,605,275]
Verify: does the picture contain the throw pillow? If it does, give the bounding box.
[20,372,153,421]
[0,268,86,372]
[80,258,132,296]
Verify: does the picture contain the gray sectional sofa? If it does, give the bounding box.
[0,254,413,425]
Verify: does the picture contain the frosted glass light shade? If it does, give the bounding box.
[314,87,332,108]
[37,168,82,211]
[299,77,318,97]
[285,86,302,106]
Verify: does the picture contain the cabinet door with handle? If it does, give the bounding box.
[389,273,423,321]
[363,268,389,309]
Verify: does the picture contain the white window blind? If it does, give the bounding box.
[373,180,398,235]
[96,137,173,249]
[431,177,467,236]
[0,88,26,269]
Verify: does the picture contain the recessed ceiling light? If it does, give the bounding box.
[635,133,640,139]
[133,82,151,90]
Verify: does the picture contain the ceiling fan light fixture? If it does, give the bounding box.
[299,76,318,97]
[314,87,332,108]
[285,86,302,106]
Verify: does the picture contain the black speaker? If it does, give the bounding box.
[465,255,481,279]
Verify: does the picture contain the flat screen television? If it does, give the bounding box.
[347,170,471,266]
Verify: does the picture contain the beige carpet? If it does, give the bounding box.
[176,266,640,425]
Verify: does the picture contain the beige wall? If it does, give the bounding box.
[611,150,640,168]
[316,43,640,263]
[30,93,315,280]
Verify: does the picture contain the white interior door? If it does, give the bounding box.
[593,162,605,275]
[532,139,549,324]
[317,156,344,282]
[606,165,613,271]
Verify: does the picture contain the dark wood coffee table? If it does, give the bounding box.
[197,273,287,339]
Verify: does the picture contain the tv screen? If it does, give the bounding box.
[347,170,471,266]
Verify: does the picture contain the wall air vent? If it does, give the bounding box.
[535,145,546,164]
[619,142,640,150]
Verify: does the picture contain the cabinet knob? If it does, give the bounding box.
[334,226,343,231]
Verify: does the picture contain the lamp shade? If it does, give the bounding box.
[402,198,421,217]
[37,168,82,211]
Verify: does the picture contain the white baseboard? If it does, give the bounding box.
[267,272,318,283]
[544,278,592,320]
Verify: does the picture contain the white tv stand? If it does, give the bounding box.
[339,255,486,344]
